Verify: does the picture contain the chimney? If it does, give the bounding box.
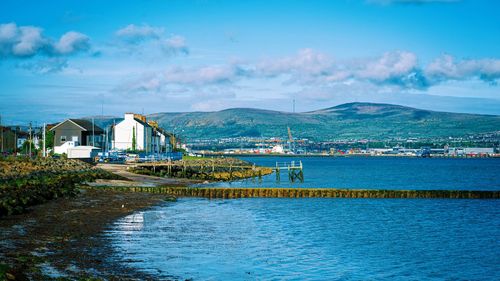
[124,113,135,120]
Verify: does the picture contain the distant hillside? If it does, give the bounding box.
[145,102,500,140]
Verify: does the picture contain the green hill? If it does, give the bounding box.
[146,102,500,140]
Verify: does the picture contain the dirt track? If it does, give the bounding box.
[92,163,201,187]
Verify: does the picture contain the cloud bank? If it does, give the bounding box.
[119,49,500,95]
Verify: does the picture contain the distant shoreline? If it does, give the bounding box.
[202,153,499,158]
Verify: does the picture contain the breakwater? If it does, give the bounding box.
[92,186,500,199]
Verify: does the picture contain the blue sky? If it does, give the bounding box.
[1,0,499,124]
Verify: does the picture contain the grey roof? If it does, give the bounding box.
[51,119,104,134]
[134,118,150,128]
[70,119,103,132]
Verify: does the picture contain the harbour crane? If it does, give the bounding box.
[287,126,295,153]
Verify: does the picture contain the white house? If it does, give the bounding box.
[152,127,170,153]
[113,113,154,152]
[16,131,28,149]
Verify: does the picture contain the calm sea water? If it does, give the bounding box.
[109,198,500,280]
[204,156,500,190]
[108,157,500,280]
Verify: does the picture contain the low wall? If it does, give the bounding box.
[91,186,500,199]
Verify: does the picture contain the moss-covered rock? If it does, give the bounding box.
[0,158,124,217]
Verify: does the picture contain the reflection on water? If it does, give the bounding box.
[113,213,145,234]
[107,198,500,280]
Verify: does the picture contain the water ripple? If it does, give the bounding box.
[106,198,500,280]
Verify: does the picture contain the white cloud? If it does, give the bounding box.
[115,24,189,56]
[425,55,500,83]
[162,35,189,55]
[356,51,417,81]
[0,22,91,59]
[0,23,47,57]
[117,49,499,97]
[54,31,90,55]
[164,65,240,85]
[115,24,163,43]
[116,73,163,93]
[116,64,242,94]
[254,50,427,88]
[256,48,332,77]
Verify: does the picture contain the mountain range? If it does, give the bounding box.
[137,102,500,141]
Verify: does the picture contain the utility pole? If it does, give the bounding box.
[105,127,108,153]
[28,122,32,157]
[92,118,95,147]
[0,114,3,153]
[293,99,296,113]
[101,95,104,152]
[14,127,17,154]
[42,123,46,157]
[112,119,116,150]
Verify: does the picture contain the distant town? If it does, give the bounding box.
[1,112,499,160]
[187,133,500,157]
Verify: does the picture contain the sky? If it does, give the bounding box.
[0,0,500,124]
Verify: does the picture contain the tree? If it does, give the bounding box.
[38,130,54,153]
[132,126,136,151]
[20,140,36,156]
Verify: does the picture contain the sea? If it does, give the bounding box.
[107,156,500,280]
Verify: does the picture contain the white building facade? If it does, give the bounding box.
[113,113,153,152]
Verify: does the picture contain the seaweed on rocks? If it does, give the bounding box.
[0,158,124,217]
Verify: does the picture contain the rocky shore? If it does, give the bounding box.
[0,188,167,280]
[0,158,195,280]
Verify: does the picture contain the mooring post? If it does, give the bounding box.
[276,162,280,181]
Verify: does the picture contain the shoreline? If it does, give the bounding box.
[0,187,168,280]
[201,153,500,158]
[0,160,203,280]
[2,159,498,280]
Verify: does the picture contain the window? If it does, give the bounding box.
[60,136,66,142]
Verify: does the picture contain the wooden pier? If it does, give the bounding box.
[274,161,304,182]
[130,160,273,181]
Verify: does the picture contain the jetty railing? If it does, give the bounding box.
[275,161,304,182]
